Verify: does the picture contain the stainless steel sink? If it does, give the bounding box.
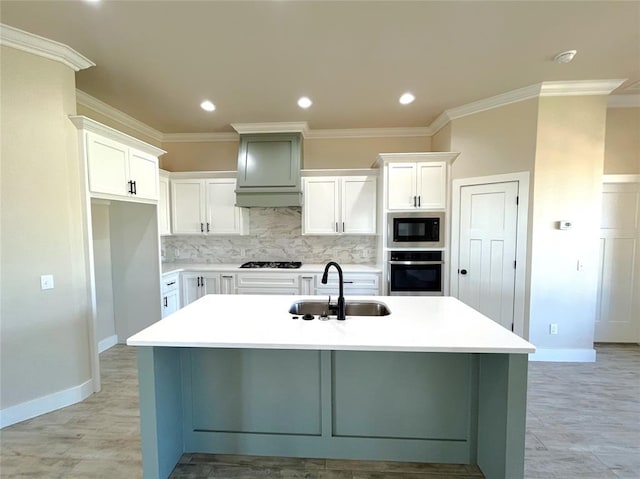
[289,300,391,317]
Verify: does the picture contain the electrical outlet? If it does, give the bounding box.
[549,323,558,335]
[40,274,54,290]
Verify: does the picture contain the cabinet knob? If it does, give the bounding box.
[460,269,468,275]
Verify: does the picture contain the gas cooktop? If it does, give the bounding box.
[240,261,302,269]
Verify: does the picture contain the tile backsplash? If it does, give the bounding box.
[162,207,378,264]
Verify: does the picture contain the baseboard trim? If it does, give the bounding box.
[0,379,94,429]
[98,334,118,353]
[529,348,597,363]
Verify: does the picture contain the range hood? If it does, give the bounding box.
[232,123,307,207]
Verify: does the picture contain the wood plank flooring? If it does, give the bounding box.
[1,344,638,478]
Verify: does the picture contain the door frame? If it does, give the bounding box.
[450,172,530,338]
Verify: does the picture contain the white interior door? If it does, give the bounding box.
[595,181,640,342]
[457,182,519,330]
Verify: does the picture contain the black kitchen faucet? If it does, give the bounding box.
[321,261,346,320]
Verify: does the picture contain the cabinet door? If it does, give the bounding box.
[161,289,180,318]
[206,179,245,235]
[220,274,236,294]
[128,149,159,200]
[86,132,129,197]
[203,273,221,295]
[387,163,418,210]
[299,275,315,295]
[416,162,446,209]
[342,177,376,235]
[181,273,203,306]
[172,180,205,234]
[303,177,339,234]
[158,175,171,235]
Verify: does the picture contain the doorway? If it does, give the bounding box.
[595,176,640,343]
[450,172,529,337]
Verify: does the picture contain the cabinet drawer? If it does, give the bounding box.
[314,273,379,290]
[236,273,300,288]
[162,273,179,293]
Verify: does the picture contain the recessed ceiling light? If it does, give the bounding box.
[297,97,312,109]
[200,100,215,112]
[553,50,577,64]
[399,93,415,105]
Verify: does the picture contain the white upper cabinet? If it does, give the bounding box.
[171,177,248,235]
[387,161,446,210]
[158,171,171,236]
[303,176,376,235]
[71,116,165,204]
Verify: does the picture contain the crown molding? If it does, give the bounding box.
[231,122,310,136]
[306,126,432,139]
[69,115,166,157]
[76,90,164,143]
[162,132,239,143]
[607,94,640,108]
[0,23,94,72]
[539,79,626,97]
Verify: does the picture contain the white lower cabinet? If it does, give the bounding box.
[161,273,180,318]
[236,273,300,295]
[181,272,236,307]
[315,272,380,296]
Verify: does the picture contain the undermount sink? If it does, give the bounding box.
[289,300,391,317]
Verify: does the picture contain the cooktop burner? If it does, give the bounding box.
[240,261,302,269]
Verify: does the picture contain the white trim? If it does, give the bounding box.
[540,80,625,97]
[301,168,378,177]
[169,170,236,180]
[69,115,166,157]
[603,174,640,184]
[607,94,640,108]
[376,151,460,166]
[306,127,432,139]
[445,84,542,122]
[98,335,118,353]
[76,90,164,143]
[231,122,309,136]
[529,348,596,363]
[450,171,530,339]
[0,379,94,429]
[162,132,238,143]
[429,80,626,134]
[0,23,94,72]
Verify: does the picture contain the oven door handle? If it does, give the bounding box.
[388,261,443,265]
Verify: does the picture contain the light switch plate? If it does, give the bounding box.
[41,274,54,290]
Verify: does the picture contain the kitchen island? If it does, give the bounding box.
[127,294,535,479]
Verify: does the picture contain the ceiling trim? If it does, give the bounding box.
[76,89,164,143]
[163,132,239,143]
[428,80,627,135]
[231,122,310,136]
[539,79,626,97]
[306,127,432,139]
[0,23,94,72]
[607,94,640,108]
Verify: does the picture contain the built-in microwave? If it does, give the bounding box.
[387,212,444,248]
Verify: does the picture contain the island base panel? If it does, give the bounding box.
[137,347,528,479]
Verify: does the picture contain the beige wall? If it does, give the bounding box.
[449,99,539,180]
[528,96,608,353]
[604,107,640,174]
[161,141,238,171]
[160,135,430,172]
[1,47,92,409]
[431,122,452,152]
[303,136,430,169]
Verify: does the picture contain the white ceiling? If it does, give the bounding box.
[1,1,638,134]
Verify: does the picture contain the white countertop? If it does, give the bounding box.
[162,263,382,275]
[127,294,535,354]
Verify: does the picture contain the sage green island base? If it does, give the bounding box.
[136,347,528,479]
[128,295,534,479]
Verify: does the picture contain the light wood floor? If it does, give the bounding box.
[1,344,638,478]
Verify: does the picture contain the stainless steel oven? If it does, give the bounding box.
[387,212,444,248]
[388,250,444,296]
